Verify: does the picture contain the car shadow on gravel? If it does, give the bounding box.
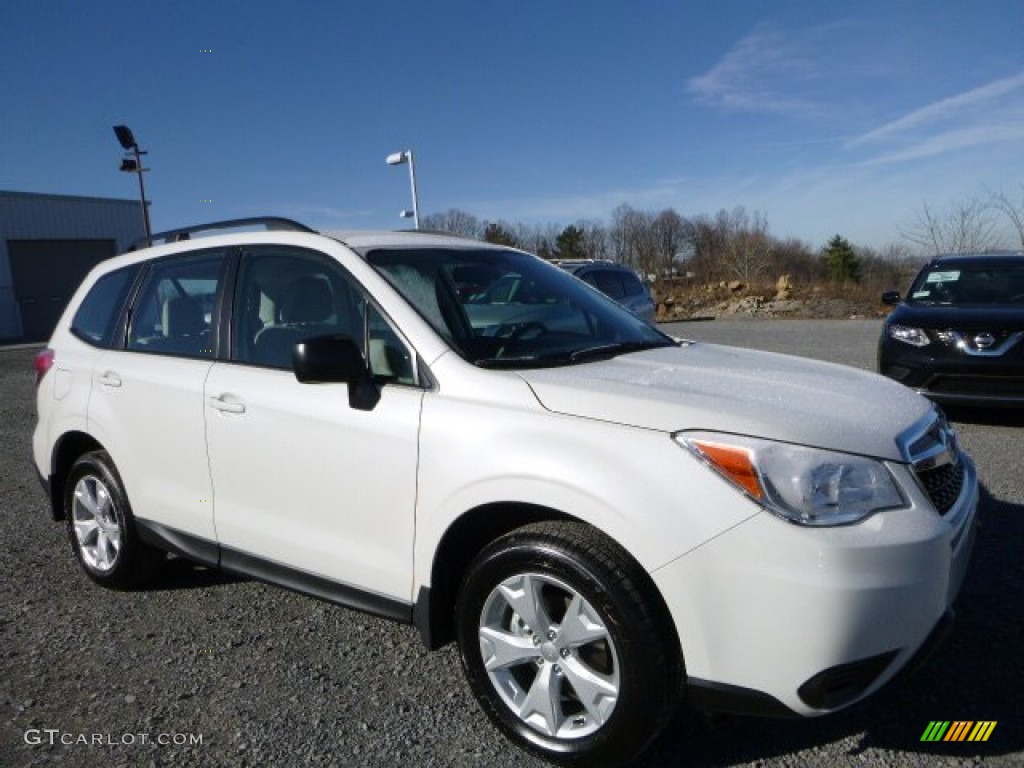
[146,556,247,591]
[643,484,1023,766]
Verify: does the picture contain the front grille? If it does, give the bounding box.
[934,329,1024,356]
[904,413,965,517]
[916,461,964,516]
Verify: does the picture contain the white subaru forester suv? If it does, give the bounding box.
[33,218,978,766]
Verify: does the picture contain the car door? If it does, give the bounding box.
[87,250,226,541]
[203,245,423,604]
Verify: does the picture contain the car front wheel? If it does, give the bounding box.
[65,450,164,588]
[456,521,681,766]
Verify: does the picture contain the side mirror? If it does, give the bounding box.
[881,290,901,306]
[293,334,380,411]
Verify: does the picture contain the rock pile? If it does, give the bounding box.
[653,275,884,321]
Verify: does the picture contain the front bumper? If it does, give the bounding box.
[653,456,978,717]
[879,337,1024,406]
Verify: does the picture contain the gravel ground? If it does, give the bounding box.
[2,321,1023,767]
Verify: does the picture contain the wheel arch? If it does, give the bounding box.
[47,431,105,521]
[414,502,570,649]
[413,502,682,667]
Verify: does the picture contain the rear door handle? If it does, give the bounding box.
[208,395,245,414]
[98,372,122,388]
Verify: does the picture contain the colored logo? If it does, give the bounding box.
[921,721,996,742]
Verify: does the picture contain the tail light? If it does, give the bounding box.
[33,348,55,388]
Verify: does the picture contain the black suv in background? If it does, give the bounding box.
[879,252,1024,406]
[553,260,656,325]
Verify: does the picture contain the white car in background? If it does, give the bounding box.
[33,218,977,766]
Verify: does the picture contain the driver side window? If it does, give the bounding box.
[232,247,417,385]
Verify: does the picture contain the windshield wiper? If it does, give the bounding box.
[472,340,676,368]
[567,340,676,363]
[473,355,542,369]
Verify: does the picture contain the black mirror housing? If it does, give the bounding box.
[293,334,366,383]
[293,335,380,410]
[881,290,901,306]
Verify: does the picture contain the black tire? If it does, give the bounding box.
[455,521,682,767]
[64,450,164,589]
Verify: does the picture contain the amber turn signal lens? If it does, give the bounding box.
[690,440,765,500]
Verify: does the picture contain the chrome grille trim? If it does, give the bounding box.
[897,410,965,516]
[936,329,1024,357]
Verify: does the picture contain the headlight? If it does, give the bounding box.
[675,432,907,526]
[888,324,929,347]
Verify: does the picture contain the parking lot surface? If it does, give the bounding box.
[2,319,1022,767]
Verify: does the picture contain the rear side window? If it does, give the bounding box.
[70,265,140,348]
[620,272,644,297]
[127,252,226,358]
[594,271,627,300]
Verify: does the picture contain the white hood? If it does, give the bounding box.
[516,343,932,461]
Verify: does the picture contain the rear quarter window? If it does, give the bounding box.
[620,272,644,297]
[70,265,140,348]
[594,271,627,300]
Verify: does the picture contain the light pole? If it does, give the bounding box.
[385,149,420,229]
[113,125,152,243]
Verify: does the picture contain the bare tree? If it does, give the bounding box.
[717,207,772,284]
[771,238,821,284]
[901,199,1003,255]
[511,222,562,259]
[575,220,610,260]
[609,204,647,268]
[990,187,1024,249]
[421,209,482,238]
[651,209,693,277]
[689,213,728,282]
[856,243,918,292]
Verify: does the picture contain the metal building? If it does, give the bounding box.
[1,191,146,342]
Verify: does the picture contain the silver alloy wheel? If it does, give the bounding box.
[478,572,620,740]
[71,475,122,573]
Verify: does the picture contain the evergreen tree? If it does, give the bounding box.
[555,225,588,260]
[823,235,861,282]
[482,222,519,247]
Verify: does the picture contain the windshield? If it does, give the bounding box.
[908,261,1024,306]
[365,247,673,367]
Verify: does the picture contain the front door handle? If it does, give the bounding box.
[98,371,122,388]
[208,395,246,414]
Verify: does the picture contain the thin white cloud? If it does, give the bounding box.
[861,122,1024,166]
[686,22,836,116]
[848,70,1024,148]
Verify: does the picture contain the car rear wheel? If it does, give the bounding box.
[455,521,681,767]
[65,450,164,588]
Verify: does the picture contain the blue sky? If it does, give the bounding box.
[3,1,1023,250]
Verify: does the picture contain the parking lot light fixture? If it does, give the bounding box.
[385,149,420,229]
[113,124,152,243]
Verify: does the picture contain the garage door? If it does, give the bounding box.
[8,239,116,342]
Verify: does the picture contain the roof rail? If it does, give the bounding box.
[125,217,316,252]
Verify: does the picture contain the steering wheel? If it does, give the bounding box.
[508,321,548,340]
